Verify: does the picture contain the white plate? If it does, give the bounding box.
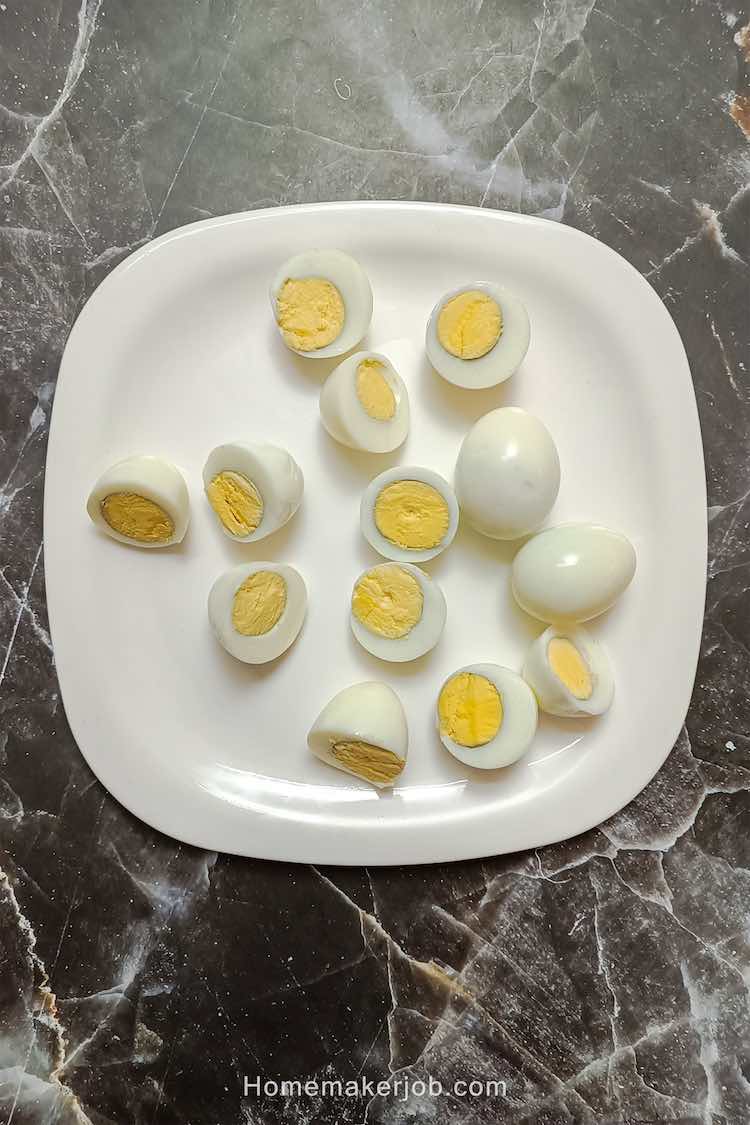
[44,203,706,865]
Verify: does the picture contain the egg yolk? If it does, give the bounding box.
[437,290,503,359]
[352,564,423,639]
[374,481,450,550]
[276,277,345,351]
[548,638,592,699]
[206,471,263,537]
[438,672,503,748]
[101,492,174,543]
[232,571,287,636]
[331,739,405,784]
[356,359,396,421]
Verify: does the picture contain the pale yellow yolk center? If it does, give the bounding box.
[437,290,503,359]
[352,564,423,639]
[356,359,396,421]
[276,277,345,351]
[207,471,263,537]
[232,571,287,636]
[374,481,450,550]
[101,492,174,543]
[438,672,503,748]
[548,637,593,699]
[331,739,405,784]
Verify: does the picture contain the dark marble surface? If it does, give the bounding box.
[1,1,750,1122]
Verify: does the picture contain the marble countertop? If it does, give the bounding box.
[1,1,749,1122]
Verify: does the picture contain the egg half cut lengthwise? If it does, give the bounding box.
[320,351,410,453]
[203,443,303,543]
[308,681,408,787]
[523,626,614,717]
[86,455,189,548]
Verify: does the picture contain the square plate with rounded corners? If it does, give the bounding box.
[44,202,706,865]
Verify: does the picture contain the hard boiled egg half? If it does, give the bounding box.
[208,562,306,664]
[361,466,459,563]
[86,456,189,548]
[308,681,408,787]
[203,443,303,543]
[320,351,410,453]
[270,249,373,358]
[426,283,530,389]
[523,626,614,718]
[437,664,537,769]
[350,562,446,662]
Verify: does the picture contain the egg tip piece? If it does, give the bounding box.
[308,681,408,787]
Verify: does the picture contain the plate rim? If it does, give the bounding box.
[44,201,707,865]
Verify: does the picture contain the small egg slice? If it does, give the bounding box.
[208,562,306,664]
[308,681,408,787]
[320,351,410,453]
[269,249,373,358]
[350,562,446,662]
[522,626,614,718]
[360,466,459,563]
[426,283,530,389]
[203,443,303,543]
[86,456,189,548]
[437,664,538,769]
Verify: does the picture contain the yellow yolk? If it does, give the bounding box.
[548,637,593,699]
[438,672,503,748]
[374,481,450,551]
[331,739,405,784]
[437,290,503,359]
[101,492,174,543]
[232,571,287,636]
[206,471,263,537]
[351,564,423,639]
[356,359,396,421]
[276,277,345,351]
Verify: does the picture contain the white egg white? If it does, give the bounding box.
[207,562,307,664]
[425,282,530,389]
[512,523,637,624]
[438,664,538,769]
[269,249,373,358]
[522,626,614,718]
[350,562,446,663]
[86,455,189,548]
[455,407,560,540]
[360,465,459,563]
[319,350,410,453]
[308,681,408,788]
[202,442,304,543]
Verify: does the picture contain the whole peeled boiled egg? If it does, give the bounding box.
[86,455,189,548]
[320,351,410,453]
[455,407,560,540]
[426,283,530,389]
[523,626,614,718]
[512,523,636,624]
[350,562,446,662]
[203,443,303,543]
[308,681,408,787]
[437,664,538,769]
[270,249,373,358]
[208,562,306,664]
[360,466,459,563]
